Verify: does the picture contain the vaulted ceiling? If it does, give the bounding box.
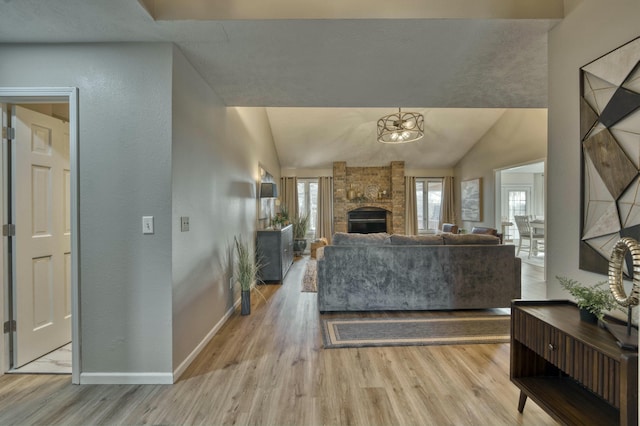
[0,0,565,169]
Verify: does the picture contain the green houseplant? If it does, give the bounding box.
[556,276,623,322]
[234,235,261,315]
[292,211,310,256]
[271,205,290,229]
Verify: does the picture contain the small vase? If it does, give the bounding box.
[579,308,598,324]
[241,290,251,315]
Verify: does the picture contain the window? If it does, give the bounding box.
[508,190,527,218]
[416,178,443,232]
[297,178,318,236]
[504,188,530,240]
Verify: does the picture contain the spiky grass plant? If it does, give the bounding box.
[292,211,310,239]
[235,235,257,291]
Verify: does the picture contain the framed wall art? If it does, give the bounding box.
[461,178,482,221]
[580,36,640,275]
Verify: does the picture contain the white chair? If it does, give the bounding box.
[514,215,544,258]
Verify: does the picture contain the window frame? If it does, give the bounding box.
[296,178,318,238]
[416,177,443,234]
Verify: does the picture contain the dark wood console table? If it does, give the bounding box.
[511,300,638,425]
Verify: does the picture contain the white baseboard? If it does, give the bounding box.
[79,299,241,385]
[172,297,241,382]
[80,372,173,385]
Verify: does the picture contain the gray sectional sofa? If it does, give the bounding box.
[317,232,521,312]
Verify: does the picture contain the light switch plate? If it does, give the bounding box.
[142,216,154,234]
[180,216,190,232]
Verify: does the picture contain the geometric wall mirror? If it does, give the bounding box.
[580,36,640,276]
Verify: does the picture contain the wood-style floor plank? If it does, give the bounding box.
[0,257,557,425]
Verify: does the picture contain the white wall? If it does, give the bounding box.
[405,168,455,178]
[281,168,333,178]
[0,43,174,378]
[455,109,547,229]
[171,47,280,372]
[547,0,640,297]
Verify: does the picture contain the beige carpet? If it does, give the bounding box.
[321,314,510,348]
[301,259,317,292]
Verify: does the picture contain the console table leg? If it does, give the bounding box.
[517,391,527,413]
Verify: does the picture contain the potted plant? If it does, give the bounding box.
[556,276,623,323]
[292,211,310,256]
[271,205,290,230]
[234,235,261,315]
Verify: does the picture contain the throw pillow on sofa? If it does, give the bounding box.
[442,234,500,245]
[332,232,391,245]
[390,234,444,245]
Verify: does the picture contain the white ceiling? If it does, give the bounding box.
[267,107,507,169]
[0,0,561,169]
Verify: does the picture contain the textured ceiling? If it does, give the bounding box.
[0,0,559,169]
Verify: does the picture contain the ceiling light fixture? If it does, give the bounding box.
[377,108,424,144]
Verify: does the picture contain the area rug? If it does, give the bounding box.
[301,259,317,292]
[321,315,510,348]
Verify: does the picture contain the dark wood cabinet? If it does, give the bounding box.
[256,225,293,283]
[511,300,637,425]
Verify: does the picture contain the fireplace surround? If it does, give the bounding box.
[333,161,405,234]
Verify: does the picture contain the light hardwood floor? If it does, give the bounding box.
[0,258,556,425]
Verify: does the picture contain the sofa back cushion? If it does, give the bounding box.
[442,233,500,245]
[390,234,444,245]
[332,232,391,245]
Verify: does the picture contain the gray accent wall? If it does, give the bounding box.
[547,0,640,300]
[0,42,281,381]
[171,46,280,370]
[0,43,174,374]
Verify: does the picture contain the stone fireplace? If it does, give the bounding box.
[333,161,405,234]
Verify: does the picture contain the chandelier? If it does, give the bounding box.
[376,108,424,143]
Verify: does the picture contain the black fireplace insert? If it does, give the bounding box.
[347,207,388,233]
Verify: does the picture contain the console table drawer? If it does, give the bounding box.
[513,309,567,365]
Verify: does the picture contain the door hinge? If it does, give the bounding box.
[2,224,15,237]
[3,320,16,334]
[2,126,15,140]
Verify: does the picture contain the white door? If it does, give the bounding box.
[12,105,70,368]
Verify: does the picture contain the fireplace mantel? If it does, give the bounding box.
[344,200,392,208]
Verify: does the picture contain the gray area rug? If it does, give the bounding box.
[301,259,317,292]
[321,315,510,348]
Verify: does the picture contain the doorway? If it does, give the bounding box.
[495,160,545,268]
[0,88,79,383]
